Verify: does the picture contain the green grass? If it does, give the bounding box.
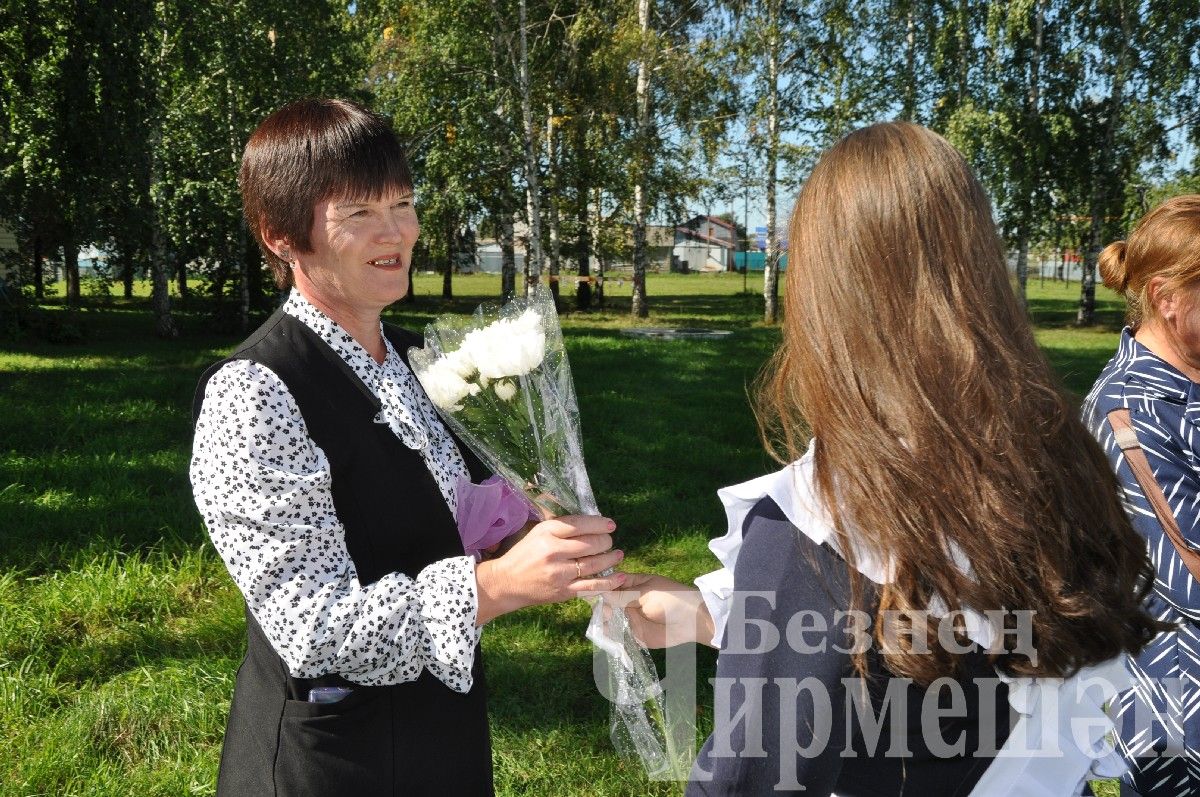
[0,273,1127,795]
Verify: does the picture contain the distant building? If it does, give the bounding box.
[471,214,743,276]
[476,220,529,274]
[78,244,110,276]
[642,225,674,271]
[673,215,736,272]
[476,241,524,274]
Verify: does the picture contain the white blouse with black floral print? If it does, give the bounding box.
[190,290,478,693]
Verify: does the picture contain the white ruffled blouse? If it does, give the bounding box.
[190,291,479,693]
[694,441,1133,797]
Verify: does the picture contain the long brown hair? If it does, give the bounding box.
[1099,194,1200,329]
[755,122,1159,683]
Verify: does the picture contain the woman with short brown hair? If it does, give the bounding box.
[1083,194,1200,796]
[191,98,626,796]
[614,122,1160,795]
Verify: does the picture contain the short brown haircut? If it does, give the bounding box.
[239,98,413,288]
[1098,194,1200,329]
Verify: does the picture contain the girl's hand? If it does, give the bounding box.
[606,573,716,649]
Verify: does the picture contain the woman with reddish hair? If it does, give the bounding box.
[1083,195,1200,796]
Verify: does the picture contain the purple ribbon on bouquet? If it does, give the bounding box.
[456,475,540,557]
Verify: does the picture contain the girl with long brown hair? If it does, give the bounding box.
[613,121,1160,795]
[1083,194,1200,796]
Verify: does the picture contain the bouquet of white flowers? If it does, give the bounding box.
[409,286,685,778]
[411,294,592,518]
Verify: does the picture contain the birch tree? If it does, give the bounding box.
[625,0,733,317]
[729,0,813,324]
[950,0,1065,310]
[369,0,501,300]
[1072,0,1196,323]
[556,1,632,310]
[630,0,653,317]
[480,0,554,297]
[149,0,360,329]
[0,0,115,310]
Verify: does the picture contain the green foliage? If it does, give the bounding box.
[363,0,521,276]
[2,0,1195,324]
[0,286,86,344]
[0,0,365,331]
[362,0,734,301]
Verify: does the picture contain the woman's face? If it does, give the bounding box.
[1144,278,1200,383]
[294,188,419,314]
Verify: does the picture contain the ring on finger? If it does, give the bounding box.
[575,559,583,580]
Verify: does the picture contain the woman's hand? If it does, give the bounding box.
[475,515,626,625]
[606,573,716,649]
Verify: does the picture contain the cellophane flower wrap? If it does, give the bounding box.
[408,286,685,778]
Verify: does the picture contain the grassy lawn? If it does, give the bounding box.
[0,273,1127,796]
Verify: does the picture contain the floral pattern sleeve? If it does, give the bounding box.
[189,359,480,692]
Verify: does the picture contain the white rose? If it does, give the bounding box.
[493,380,517,401]
[461,309,546,379]
[418,357,479,411]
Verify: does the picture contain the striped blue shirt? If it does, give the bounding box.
[1083,327,1200,620]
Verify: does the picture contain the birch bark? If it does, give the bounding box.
[762,0,781,324]
[1014,0,1045,312]
[630,0,652,318]
[517,0,544,297]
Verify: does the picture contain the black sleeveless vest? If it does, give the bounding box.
[193,310,493,796]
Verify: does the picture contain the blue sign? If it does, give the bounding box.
[753,227,787,252]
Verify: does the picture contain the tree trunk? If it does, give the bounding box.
[150,226,177,338]
[444,211,455,299]
[1015,228,1029,312]
[1077,1,1129,325]
[146,158,176,337]
[547,206,561,301]
[1014,0,1044,313]
[63,235,80,308]
[211,261,226,301]
[237,229,250,332]
[575,118,592,310]
[122,248,134,298]
[762,0,781,324]
[630,0,652,318]
[148,24,176,338]
[33,234,44,301]
[224,75,248,331]
[902,5,917,120]
[177,257,188,299]
[593,188,605,308]
[957,0,969,105]
[517,0,543,296]
[546,108,561,302]
[500,212,517,302]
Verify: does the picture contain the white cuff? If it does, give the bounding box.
[418,555,481,692]
[694,568,734,649]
